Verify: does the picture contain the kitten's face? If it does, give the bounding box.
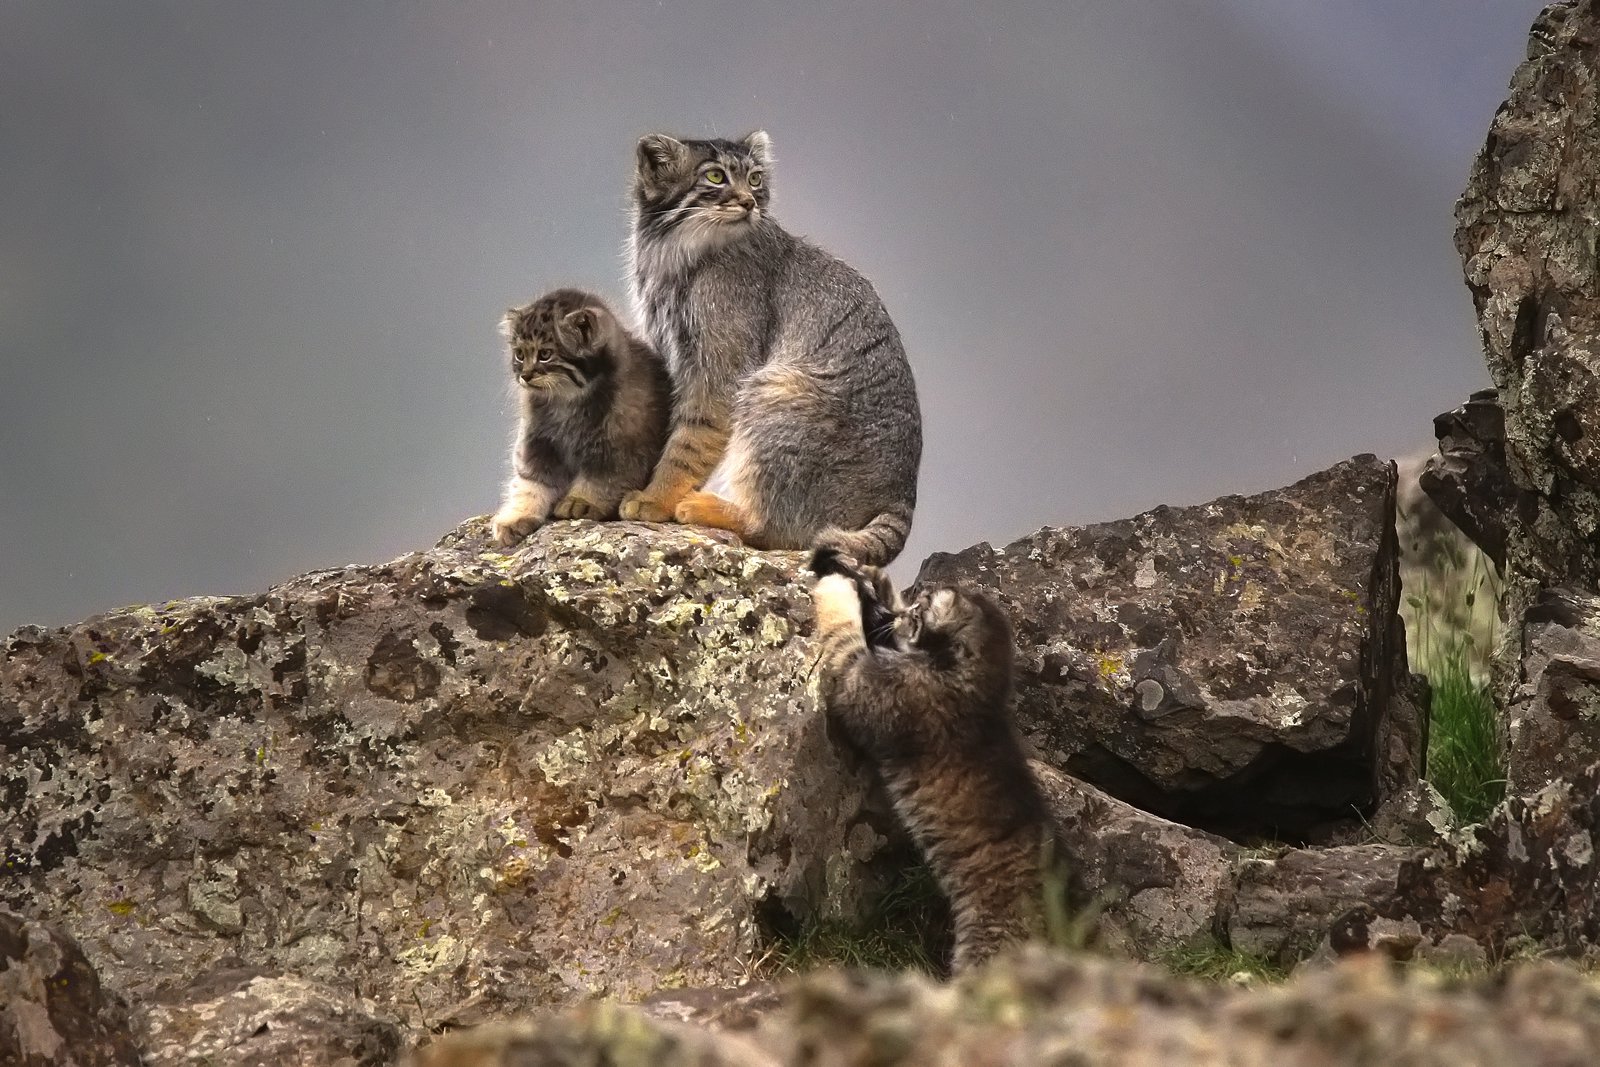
[893,585,1011,669]
[502,291,607,399]
[634,131,772,250]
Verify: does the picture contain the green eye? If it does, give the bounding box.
[748,171,763,188]
[704,168,726,185]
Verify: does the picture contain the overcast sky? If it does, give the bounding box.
[0,1,1545,633]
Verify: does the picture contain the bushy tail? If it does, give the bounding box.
[812,504,913,567]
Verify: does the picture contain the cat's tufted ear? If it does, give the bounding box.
[742,129,773,167]
[498,308,521,341]
[637,134,687,180]
[562,307,599,348]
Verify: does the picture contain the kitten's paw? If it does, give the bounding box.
[674,491,749,537]
[491,509,542,546]
[809,546,856,578]
[553,493,609,521]
[620,491,676,523]
[811,573,862,630]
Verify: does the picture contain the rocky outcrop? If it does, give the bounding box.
[1,520,885,1040]
[141,973,402,1067]
[1444,0,1600,693]
[410,946,1600,1067]
[0,911,141,1067]
[1033,761,1236,954]
[1503,586,1600,792]
[919,454,1422,837]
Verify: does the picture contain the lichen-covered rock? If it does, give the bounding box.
[412,946,1600,1067]
[1227,845,1423,964]
[917,454,1421,837]
[1032,761,1236,954]
[1451,0,1600,690]
[141,972,402,1067]
[1503,586,1600,792]
[0,910,141,1067]
[1393,760,1600,957]
[0,519,884,1038]
[1420,389,1516,571]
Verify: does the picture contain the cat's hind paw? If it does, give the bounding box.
[620,491,676,523]
[491,509,542,547]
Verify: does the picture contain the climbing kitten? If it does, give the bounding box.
[619,130,923,566]
[809,548,1063,973]
[491,289,671,546]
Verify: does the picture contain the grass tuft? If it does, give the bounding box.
[1425,640,1505,826]
[1160,941,1287,983]
[760,861,947,976]
[1396,482,1506,827]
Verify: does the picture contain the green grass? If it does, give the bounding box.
[1424,640,1505,826]
[1396,500,1507,828]
[1160,941,1287,983]
[761,861,947,976]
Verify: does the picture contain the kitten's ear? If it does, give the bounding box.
[498,309,520,341]
[637,134,687,179]
[563,307,598,348]
[742,130,773,167]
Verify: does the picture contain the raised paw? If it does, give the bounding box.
[491,508,542,547]
[620,491,676,523]
[811,573,863,631]
[553,493,610,521]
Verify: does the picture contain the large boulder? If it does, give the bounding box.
[0,519,884,1038]
[918,454,1422,837]
[1447,0,1600,687]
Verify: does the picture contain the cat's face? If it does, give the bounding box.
[501,290,608,399]
[894,585,1013,670]
[633,131,772,248]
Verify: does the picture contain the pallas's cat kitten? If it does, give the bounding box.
[491,288,671,546]
[620,131,922,565]
[810,547,1065,973]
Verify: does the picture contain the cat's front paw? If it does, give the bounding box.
[619,491,676,523]
[491,508,542,546]
[554,493,610,521]
[811,573,862,631]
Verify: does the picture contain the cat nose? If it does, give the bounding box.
[735,193,755,209]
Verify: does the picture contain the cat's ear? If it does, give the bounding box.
[637,134,687,180]
[498,309,520,341]
[563,307,598,348]
[742,130,773,167]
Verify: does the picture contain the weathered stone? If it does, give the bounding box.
[1452,0,1600,700]
[1227,845,1423,964]
[1420,389,1517,569]
[413,946,1600,1067]
[1504,586,1600,792]
[0,910,141,1067]
[407,1001,776,1067]
[1032,761,1235,954]
[0,519,884,1035]
[141,972,402,1067]
[918,454,1420,837]
[1394,759,1600,958]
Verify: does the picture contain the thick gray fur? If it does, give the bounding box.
[629,130,922,565]
[490,288,671,546]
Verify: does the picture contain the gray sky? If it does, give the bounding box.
[0,1,1542,633]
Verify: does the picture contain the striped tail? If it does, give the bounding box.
[813,504,913,567]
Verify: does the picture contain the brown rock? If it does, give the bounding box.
[0,519,883,1036]
[1450,0,1600,698]
[0,910,141,1067]
[918,454,1421,837]
[141,972,402,1067]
